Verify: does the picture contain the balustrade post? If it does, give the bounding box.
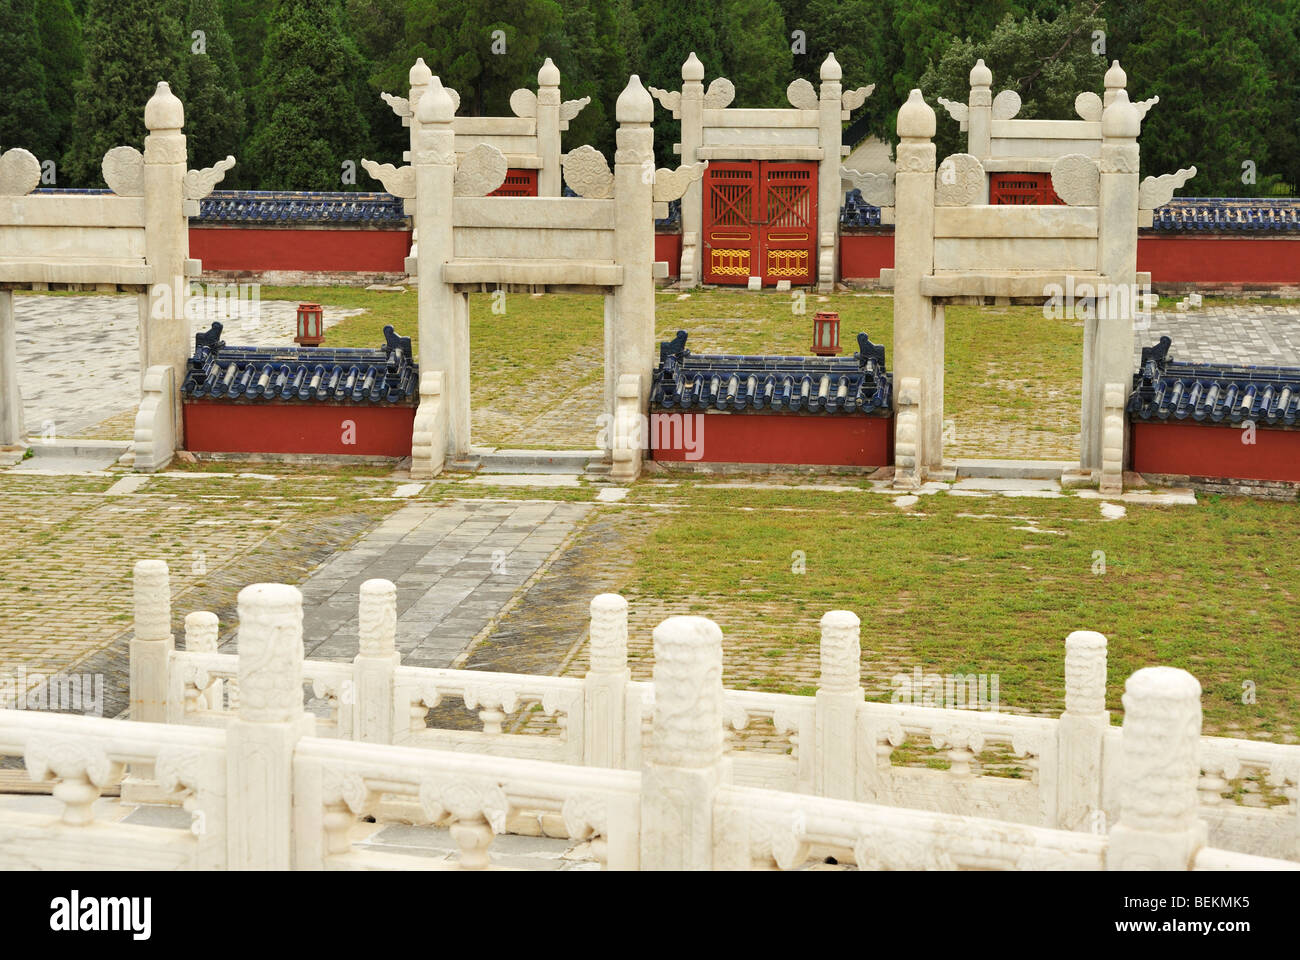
[354,579,399,743]
[226,583,310,869]
[122,559,174,801]
[584,594,630,767]
[815,610,863,799]
[1057,630,1109,830]
[183,611,222,713]
[1107,667,1207,870]
[639,615,726,869]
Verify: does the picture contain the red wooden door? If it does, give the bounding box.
[703,161,818,286]
[989,172,1063,205]
[703,162,760,284]
[488,168,539,197]
[760,162,817,285]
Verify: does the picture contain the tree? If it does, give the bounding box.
[378,0,565,119]
[246,0,371,190]
[66,0,189,187]
[919,5,1108,161]
[1121,0,1274,195]
[546,0,631,159]
[183,0,245,176]
[33,0,85,176]
[0,0,54,160]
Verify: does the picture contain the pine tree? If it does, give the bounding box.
[0,0,54,160]
[548,0,631,159]
[246,0,371,190]
[183,0,245,176]
[66,0,189,187]
[33,0,85,176]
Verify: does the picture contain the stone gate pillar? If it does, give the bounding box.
[1085,89,1141,477]
[0,289,20,447]
[678,54,705,287]
[142,82,191,446]
[610,76,656,480]
[817,54,843,291]
[537,58,563,197]
[1057,631,1109,830]
[414,78,467,461]
[967,60,992,200]
[891,90,941,485]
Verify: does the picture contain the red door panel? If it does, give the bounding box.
[703,162,760,284]
[760,162,817,286]
[489,168,539,197]
[989,172,1063,205]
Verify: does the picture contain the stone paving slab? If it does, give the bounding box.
[226,500,594,668]
[10,294,361,440]
[1139,305,1300,366]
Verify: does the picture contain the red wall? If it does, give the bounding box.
[190,227,412,273]
[184,401,415,457]
[655,233,682,278]
[1137,235,1300,284]
[837,233,1300,285]
[651,411,892,467]
[1132,421,1300,483]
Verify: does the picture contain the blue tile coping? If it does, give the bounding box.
[1128,336,1300,426]
[650,330,893,415]
[180,322,418,405]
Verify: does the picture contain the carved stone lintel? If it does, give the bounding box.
[0,148,42,195]
[102,145,145,196]
[1138,167,1197,210]
[454,143,508,197]
[561,144,614,199]
[1051,154,1100,206]
[652,161,706,202]
[183,156,236,200]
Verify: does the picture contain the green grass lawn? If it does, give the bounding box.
[608,483,1300,739]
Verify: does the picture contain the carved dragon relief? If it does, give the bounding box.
[360,159,415,198]
[1138,166,1197,209]
[183,156,236,200]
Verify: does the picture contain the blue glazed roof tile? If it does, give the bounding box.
[1128,337,1300,426]
[650,331,892,416]
[181,323,418,405]
[1148,198,1300,232]
[191,190,409,226]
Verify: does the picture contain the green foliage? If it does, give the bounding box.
[0,0,55,159]
[246,0,371,190]
[33,0,85,174]
[920,4,1107,161]
[1120,0,1276,195]
[184,0,245,176]
[66,0,189,187]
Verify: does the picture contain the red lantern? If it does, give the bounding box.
[812,310,841,356]
[295,302,324,346]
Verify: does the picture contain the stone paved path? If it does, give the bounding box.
[1138,305,1300,366]
[262,500,592,668]
[10,294,360,439]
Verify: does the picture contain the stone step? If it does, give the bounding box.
[478,449,604,475]
[953,458,1076,480]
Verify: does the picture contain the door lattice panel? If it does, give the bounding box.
[702,161,818,286]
